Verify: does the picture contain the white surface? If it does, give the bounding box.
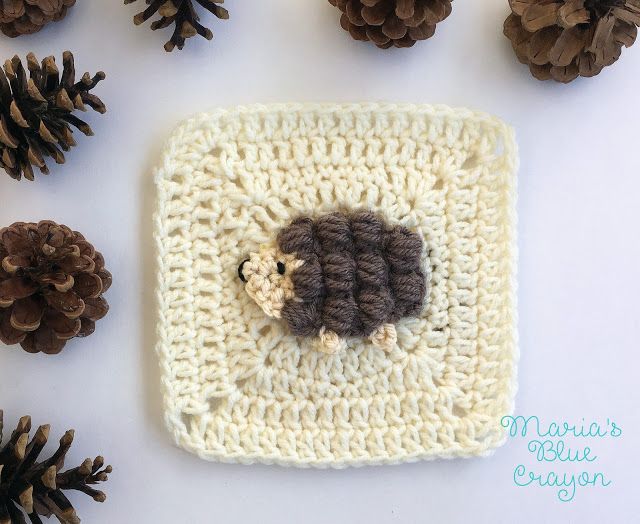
[0,1,638,523]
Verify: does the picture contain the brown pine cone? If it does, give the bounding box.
[328,0,453,49]
[0,411,111,524]
[0,0,76,38]
[504,0,640,83]
[0,52,106,181]
[0,221,111,355]
[124,0,229,52]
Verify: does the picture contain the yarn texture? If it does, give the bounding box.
[276,211,427,339]
[154,103,519,468]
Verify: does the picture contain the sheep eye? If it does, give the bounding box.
[277,262,286,275]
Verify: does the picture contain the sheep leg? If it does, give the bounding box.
[369,323,397,352]
[316,327,347,355]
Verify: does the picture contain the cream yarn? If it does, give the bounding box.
[241,246,303,320]
[154,103,519,468]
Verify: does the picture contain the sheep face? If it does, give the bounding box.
[238,245,303,318]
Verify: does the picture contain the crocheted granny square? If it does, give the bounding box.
[154,103,519,468]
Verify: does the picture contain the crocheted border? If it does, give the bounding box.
[154,103,519,468]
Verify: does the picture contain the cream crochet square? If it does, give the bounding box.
[154,103,519,468]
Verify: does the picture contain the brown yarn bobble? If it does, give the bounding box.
[0,221,111,355]
[0,0,76,38]
[328,0,453,49]
[277,211,427,339]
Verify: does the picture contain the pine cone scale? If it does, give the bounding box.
[25,324,63,353]
[0,277,39,304]
[82,297,109,321]
[614,5,640,25]
[615,18,638,45]
[409,21,436,40]
[0,309,26,344]
[1,229,31,254]
[366,25,391,45]
[558,1,590,27]
[44,290,84,319]
[72,273,102,299]
[396,0,415,18]
[0,1,26,23]
[383,15,408,38]
[549,25,587,65]
[424,0,450,25]
[44,311,81,339]
[364,0,397,23]
[404,6,427,27]
[529,26,561,65]
[77,318,95,338]
[9,296,43,331]
[521,3,561,32]
[2,255,31,273]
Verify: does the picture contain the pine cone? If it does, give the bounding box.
[0,411,111,524]
[0,221,111,355]
[125,0,229,52]
[0,51,106,181]
[328,0,453,49]
[504,0,640,83]
[0,0,76,38]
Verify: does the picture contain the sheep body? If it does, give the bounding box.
[277,211,427,340]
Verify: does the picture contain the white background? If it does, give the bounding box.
[0,1,638,522]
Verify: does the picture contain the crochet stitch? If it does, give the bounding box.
[280,211,426,337]
[239,210,427,354]
[154,103,519,468]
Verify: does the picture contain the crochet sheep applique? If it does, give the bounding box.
[238,210,427,354]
